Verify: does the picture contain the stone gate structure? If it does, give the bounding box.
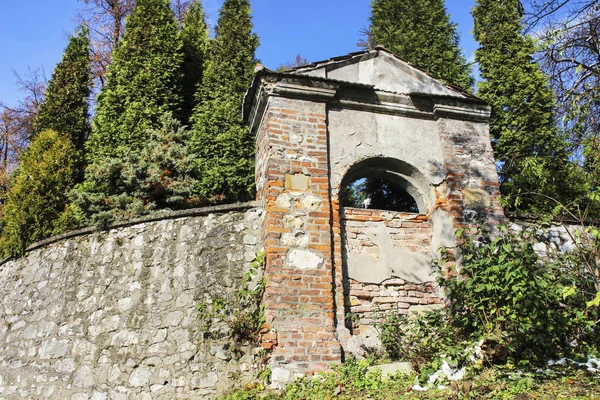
[0,48,509,398]
[243,47,504,378]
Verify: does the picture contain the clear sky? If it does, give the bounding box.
[0,0,477,106]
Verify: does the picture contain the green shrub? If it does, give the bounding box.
[438,226,597,365]
[0,129,79,257]
[379,308,466,369]
[73,113,206,225]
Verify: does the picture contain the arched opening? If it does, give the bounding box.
[338,157,439,337]
[340,176,419,213]
[338,157,426,213]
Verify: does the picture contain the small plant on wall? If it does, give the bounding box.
[197,251,266,344]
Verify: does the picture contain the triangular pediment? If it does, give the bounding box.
[290,47,470,99]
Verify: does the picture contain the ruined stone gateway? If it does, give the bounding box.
[243,47,503,380]
[0,48,507,398]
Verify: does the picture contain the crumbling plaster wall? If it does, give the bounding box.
[327,106,493,282]
[341,208,442,338]
[340,210,588,354]
[0,204,264,399]
[328,108,443,213]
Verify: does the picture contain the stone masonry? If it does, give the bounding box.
[244,47,505,373]
[0,204,264,399]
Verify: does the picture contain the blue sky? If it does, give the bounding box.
[0,0,477,106]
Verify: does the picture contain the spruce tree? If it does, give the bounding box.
[86,0,183,163]
[34,26,91,153]
[190,0,259,202]
[0,130,78,257]
[370,0,473,89]
[72,113,205,225]
[473,0,570,211]
[180,0,209,125]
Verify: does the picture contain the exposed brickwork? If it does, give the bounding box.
[438,120,504,233]
[246,52,506,374]
[341,208,442,330]
[343,208,431,253]
[255,96,341,372]
[348,280,440,327]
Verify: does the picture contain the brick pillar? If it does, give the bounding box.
[255,96,342,374]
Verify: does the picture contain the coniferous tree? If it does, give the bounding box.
[370,0,473,89]
[473,0,571,211]
[190,0,258,202]
[34,26,91,153]
[180,0,209,125]
[0,29,92,257]
[86,0,183,163]
[73,113,205,225]
[0,130,78,257]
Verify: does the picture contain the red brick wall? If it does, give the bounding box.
[255,96,341,372]
[341,208,442,330]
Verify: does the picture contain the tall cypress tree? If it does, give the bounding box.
[473,0,570,211]
[180,0,209,125]
[0,130,79,257]
[86,0,183,163]
[370,0,473,89]
[190,0,259,202]
[0,29,93,256]
[34,26,91,153]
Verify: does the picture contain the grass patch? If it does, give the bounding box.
[220,359,600,399]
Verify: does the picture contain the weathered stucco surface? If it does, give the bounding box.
[296,49,469,98]
[0,204,264,399]
[328,108,443,211]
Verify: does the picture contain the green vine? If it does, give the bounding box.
[197,251,266,344]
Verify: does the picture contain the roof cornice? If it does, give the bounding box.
[243,68,490,135]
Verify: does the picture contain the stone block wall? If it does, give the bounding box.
[0,204,263,399]
[508,219,582,258]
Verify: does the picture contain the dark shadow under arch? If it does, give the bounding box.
[339,157,426,213]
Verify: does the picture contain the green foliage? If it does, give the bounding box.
[221,359,600,399]
[72,113,205,225]
[563,226,600,318]
[86,0,183,163]
[379,309,466,369]
[372,223,598,395]
[0,130,79,257]
[197,251,266,343]
[340,177,419,212]
[438,226,598,365]
[33,26,91,153]
[370,0,473,89]
[472,0,572,213]
[283,359,388,399]
[190,0,259,202]
[180,0,209,125]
